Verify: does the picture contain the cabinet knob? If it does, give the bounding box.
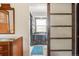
[0,46,3,50]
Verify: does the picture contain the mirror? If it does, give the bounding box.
[0,4,15,34]
[29,3,48,56]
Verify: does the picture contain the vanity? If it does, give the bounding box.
[0,37,23,56]
[0,4,23,56]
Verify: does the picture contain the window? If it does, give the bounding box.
[36,18,47,33]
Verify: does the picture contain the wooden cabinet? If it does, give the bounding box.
[0,42,13,56]
[0,37,23,56]
[13,37,23,56]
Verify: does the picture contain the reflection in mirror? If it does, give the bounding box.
[29,3,47,56]
[8,10,14,33]
[0,4,15,34]
[0,10,9,33]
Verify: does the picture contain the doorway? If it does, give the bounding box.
[29,3,48,56]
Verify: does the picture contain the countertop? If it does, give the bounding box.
[0,38,15,41]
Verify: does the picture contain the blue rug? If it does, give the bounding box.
[31,45,43,55]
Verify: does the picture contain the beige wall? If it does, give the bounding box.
[0,4,30,56]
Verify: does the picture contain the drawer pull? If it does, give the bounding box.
[0,46,2,50]
[0,46,2,48]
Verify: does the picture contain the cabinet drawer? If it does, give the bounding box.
[0,52,8,56]
[0,45,8,51]
[0,42,12,56]
[0,42,9,51]
[0,42,9,45]
[0,50,9,56]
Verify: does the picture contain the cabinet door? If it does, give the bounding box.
[13,37,23,56]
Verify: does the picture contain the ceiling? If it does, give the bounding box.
[29,3,47,17]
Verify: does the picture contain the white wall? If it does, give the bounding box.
[0,4,30,56]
